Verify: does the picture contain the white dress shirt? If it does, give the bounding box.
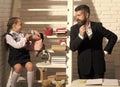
[5,30,27,49]
[78,22,108,55]
[78,22,92,40]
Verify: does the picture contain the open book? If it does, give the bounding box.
[86,79,103,85]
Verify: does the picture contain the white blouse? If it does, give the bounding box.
[5,30,27,49]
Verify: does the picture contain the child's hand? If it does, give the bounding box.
[32,30,41,40]
[33,30,40,36]
[25,34,32,40]
[29,41,32,45]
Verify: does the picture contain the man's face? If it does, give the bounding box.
[75,10,89,26]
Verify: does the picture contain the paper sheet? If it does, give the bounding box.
[102,79,119,86]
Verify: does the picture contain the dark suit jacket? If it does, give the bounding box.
[70,21,117,75]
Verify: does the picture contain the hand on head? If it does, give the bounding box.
[25,34,32,40]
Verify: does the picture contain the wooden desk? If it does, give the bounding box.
[36,62,67,80]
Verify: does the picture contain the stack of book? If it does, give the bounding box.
[51,45,66,51]
[54,28,67,37]
[47,75,56,81]
[47,72,67,81]
[51,56,67,65]
[55,72,67,81]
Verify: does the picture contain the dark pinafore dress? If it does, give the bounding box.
[6,33,31,67]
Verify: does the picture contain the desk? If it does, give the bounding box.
[70,79,120,87]
[36,62,67,80]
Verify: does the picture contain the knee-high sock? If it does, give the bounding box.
[27,71,34,87]
[11,71,20,87]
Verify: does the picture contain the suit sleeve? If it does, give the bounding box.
[70,26,83,51]
[100,24,117,54]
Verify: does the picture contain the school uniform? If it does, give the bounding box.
[5,30,31,67]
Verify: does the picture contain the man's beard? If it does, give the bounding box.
[77,19,87,28]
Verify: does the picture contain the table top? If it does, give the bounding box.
[36,62,67,68]
[70,79,120,87]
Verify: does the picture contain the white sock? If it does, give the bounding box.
[11,71,20,87]
[27,71,34,87]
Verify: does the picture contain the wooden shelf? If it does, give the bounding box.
[27,8,67,12]
[46,35,67,39]
[24,21,67,25]
[36,63,67,68]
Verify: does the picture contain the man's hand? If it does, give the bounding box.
[79,25,86,37]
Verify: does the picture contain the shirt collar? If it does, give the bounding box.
[88,21,91,28]
[10,30,21,35]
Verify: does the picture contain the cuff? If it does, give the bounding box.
[78,34,84,40]
[104,51,108,55]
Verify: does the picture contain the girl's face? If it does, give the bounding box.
[12,19,23,32]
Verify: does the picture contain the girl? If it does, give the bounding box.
[5,17,34,87]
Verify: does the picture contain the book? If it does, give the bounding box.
[47,75,56,81]
[55,76,67,81]
[55,28,67,34]
[102,79,119,86]
[52,56,66,58]
[55,28,67,33]
[55,72,67,81]
[51,45,66,51]
[51,58,66,61]
[55,31,67,34]
[51,61,66,65]
[56,72,66,76]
